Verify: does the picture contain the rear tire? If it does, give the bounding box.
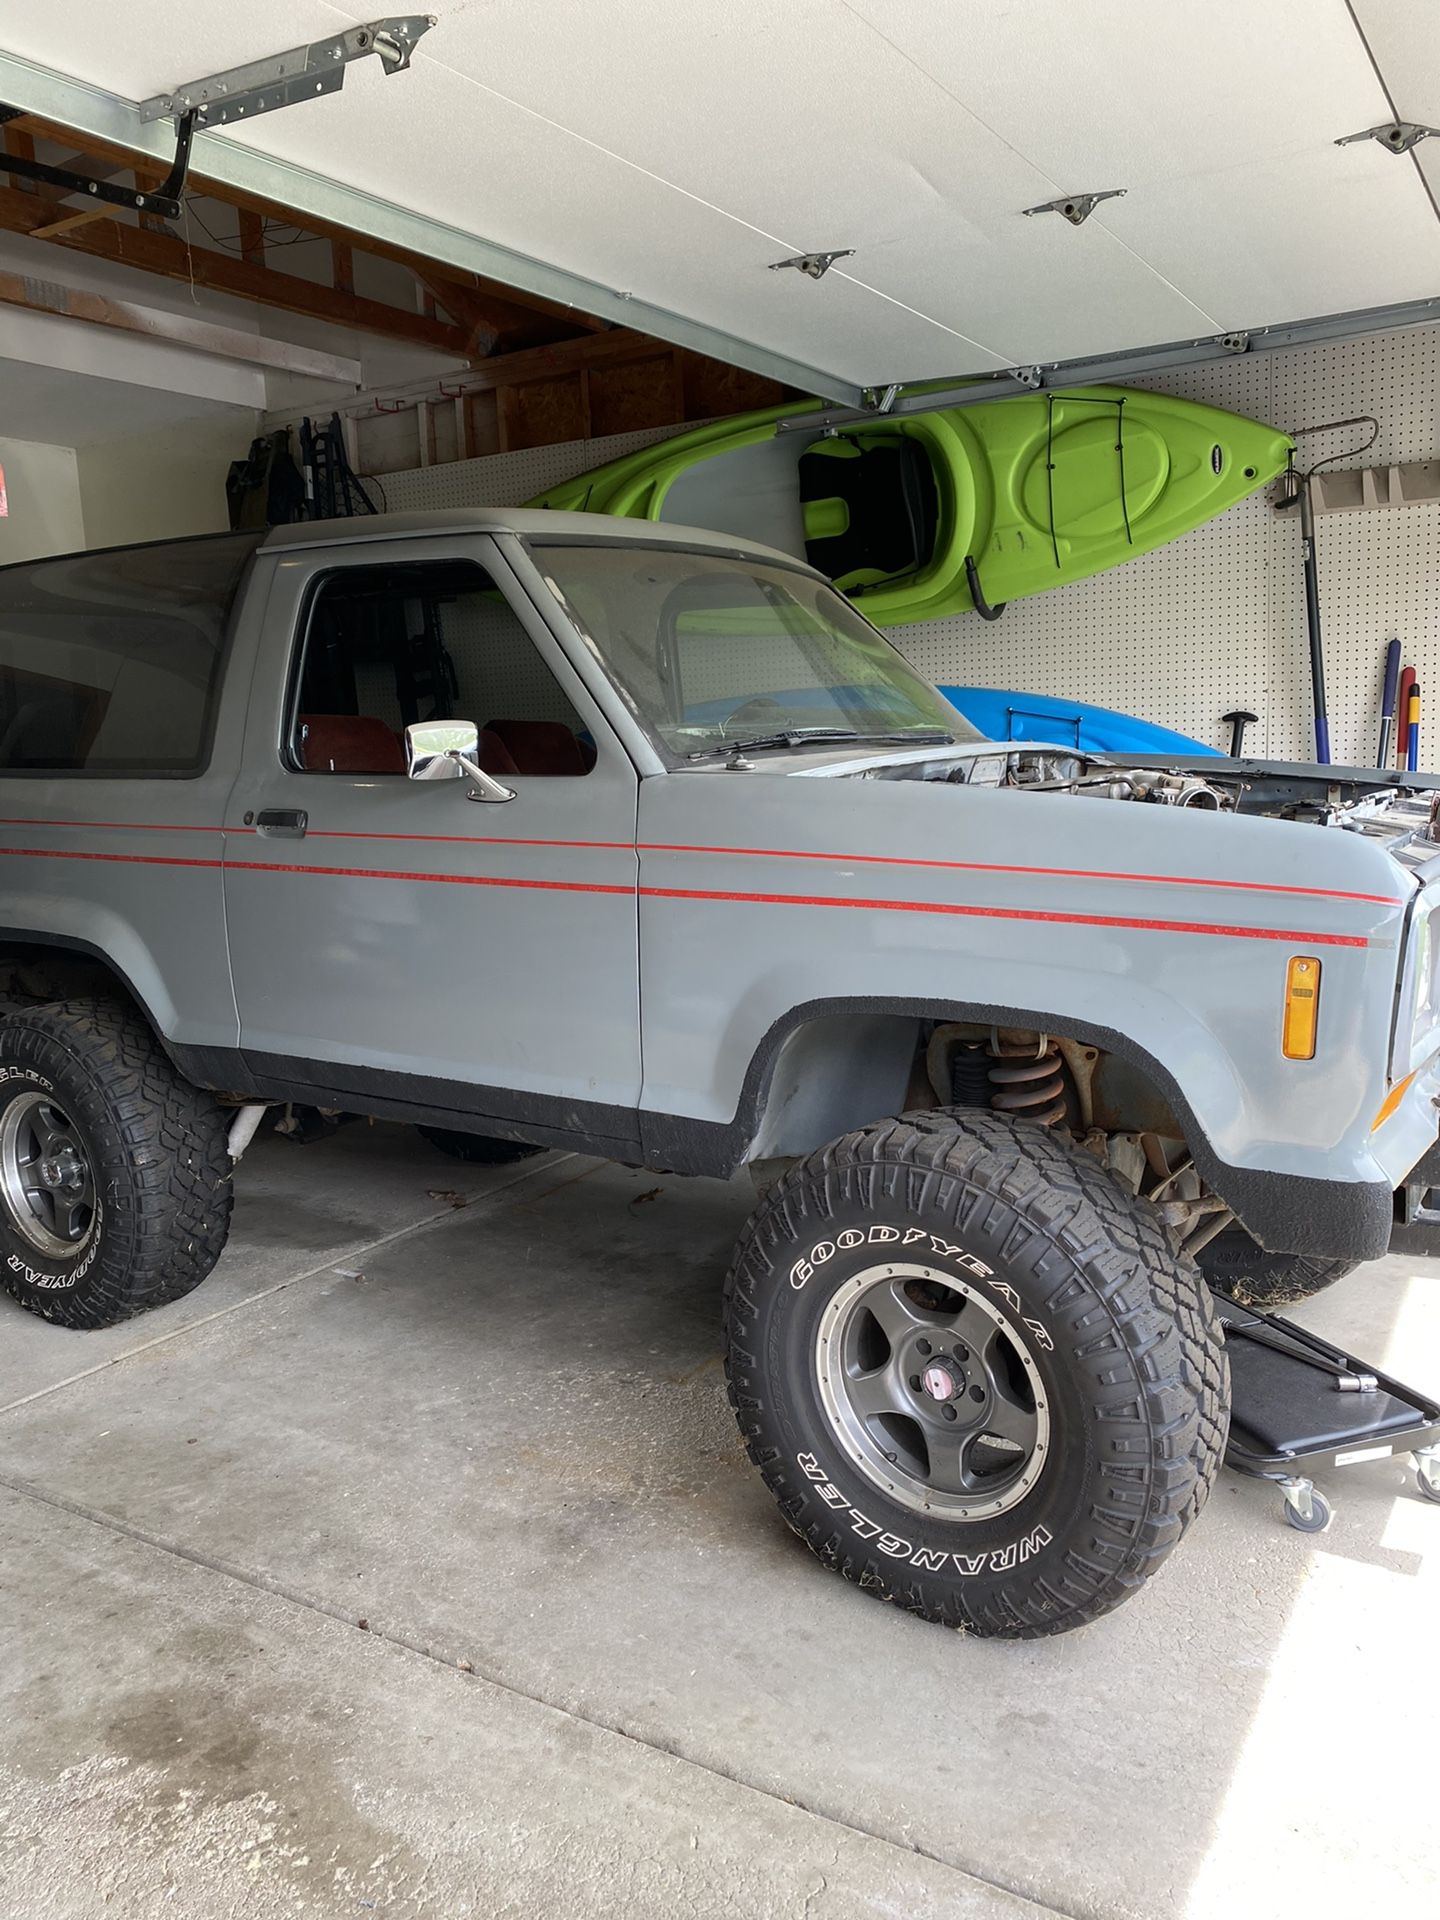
[724,1109,1228,1638]
[1198,1226,1356,1307]
[0,1000,231,1330]
[417,1125,543,1166]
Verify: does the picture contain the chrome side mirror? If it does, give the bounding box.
[405,721,515,804]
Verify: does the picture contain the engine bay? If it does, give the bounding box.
[862,743,1440,855]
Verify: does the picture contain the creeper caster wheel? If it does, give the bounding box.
[1414,1446,1440,1505]
[1280,1477,1331,1533]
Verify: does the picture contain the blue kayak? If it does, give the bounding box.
[942,687,1218,757]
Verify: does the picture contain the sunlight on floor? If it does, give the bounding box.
[1185,1268,1438,1920]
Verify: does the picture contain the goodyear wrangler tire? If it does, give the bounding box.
[0,1000,231,1330]
[1197,1226,1356,1308]
[724,1109,1229,1638]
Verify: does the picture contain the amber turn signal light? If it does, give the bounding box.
[1281,955,1320,1060]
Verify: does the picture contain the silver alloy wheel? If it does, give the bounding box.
[814,1262,1050,1520]
[0,1090,97,1260]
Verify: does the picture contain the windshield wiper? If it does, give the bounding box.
[689,727,954,759]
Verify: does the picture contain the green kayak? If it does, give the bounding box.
[527,386,1293,627]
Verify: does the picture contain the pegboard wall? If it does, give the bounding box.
[377,326,1440,766]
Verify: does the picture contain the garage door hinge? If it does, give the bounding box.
[1022,189,1126,227]
[1335,121,1439,156]
[138,16,436,128]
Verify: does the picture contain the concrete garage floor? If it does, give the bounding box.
[0,1126,1436,1920]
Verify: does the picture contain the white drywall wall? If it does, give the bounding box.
[76,414,259,549]
[0,436,85,564]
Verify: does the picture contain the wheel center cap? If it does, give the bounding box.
[920,1362,958,1402]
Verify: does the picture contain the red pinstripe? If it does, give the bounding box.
[0,815,1403,907]
[637,884,1370,949]
[0,841,1371,946]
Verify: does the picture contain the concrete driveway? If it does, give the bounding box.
[0,1122,1436,1919]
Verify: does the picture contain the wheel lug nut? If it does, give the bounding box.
[970,1384,985,1402]
[942,1405,958,1421]
[916,1338,932,1356]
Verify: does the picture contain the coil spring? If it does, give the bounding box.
[988,1045,1069,1126]
[951,1041,1069,1127]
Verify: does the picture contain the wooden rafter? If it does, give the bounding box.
[1,111,606,357]
[0,180,479,360]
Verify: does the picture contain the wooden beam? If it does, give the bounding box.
[0,181,477,360]
[29,205,111,240]
[0,264,364,381]
[413,271,499,358]
[427,325,671,395]
[7,113,610,343]
[331,240,353,297]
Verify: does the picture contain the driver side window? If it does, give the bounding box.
[290,559,595,778]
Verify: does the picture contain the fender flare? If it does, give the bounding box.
[657,994,1393,1263]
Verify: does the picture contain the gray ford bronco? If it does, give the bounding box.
[2,508,1439,1638]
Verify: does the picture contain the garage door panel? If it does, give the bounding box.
[214,54,1005,387]
[2,1,1438,393]
[1082,150,1440,332]
[852,0,1391,182]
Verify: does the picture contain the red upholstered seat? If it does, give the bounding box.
[300,716,524,779]
[486,718,593,776]
[299,715,406,775]
[476,728,520,776]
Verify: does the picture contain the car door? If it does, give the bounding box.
[222,532,641,1150]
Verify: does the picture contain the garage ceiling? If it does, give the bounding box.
[1,0,1438,404]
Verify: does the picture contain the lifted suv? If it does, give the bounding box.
[2,510,1438,1638]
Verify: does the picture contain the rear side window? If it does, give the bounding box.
[0,533,261,774]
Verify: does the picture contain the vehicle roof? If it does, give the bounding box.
[261,507,819,575]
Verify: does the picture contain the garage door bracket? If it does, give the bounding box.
[0,100,197,219]
[0,19,433,224]
[1335,120,1439,156]
[137,17,435,130]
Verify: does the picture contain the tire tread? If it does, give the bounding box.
[723,1108,1229,1638]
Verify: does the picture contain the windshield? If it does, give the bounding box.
[529,543,979,759]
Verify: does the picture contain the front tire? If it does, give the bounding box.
[724,1109,1228,1638]
[0,1000,232,1329]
